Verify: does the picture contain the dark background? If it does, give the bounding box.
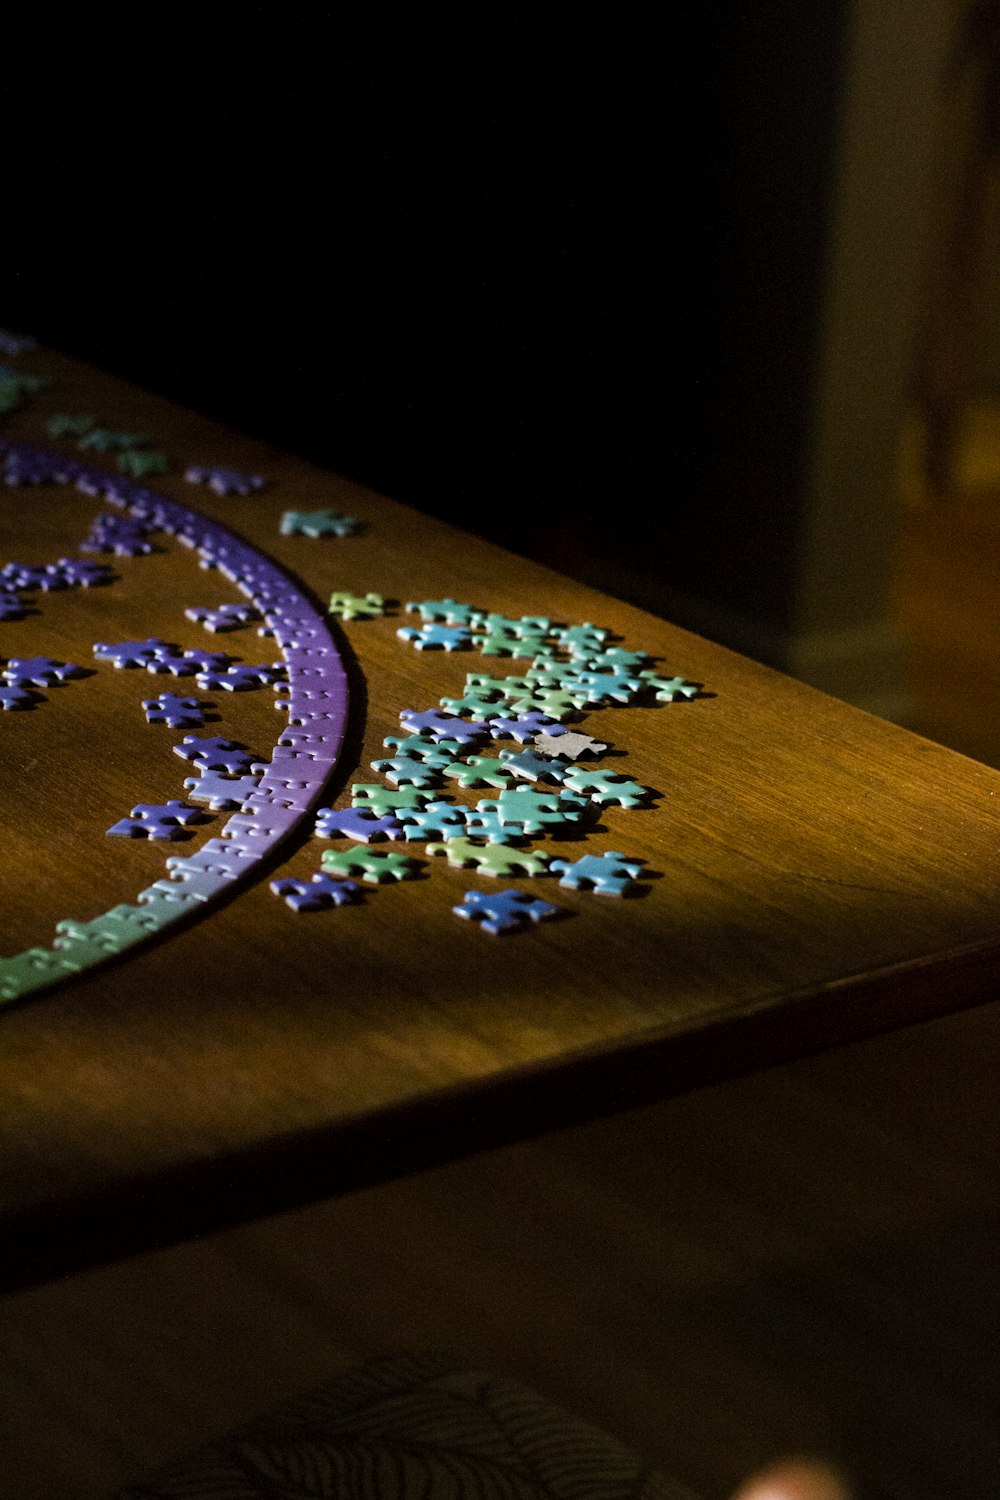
[3,11,845,620]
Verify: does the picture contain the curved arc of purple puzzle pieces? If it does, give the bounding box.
[0,442,350,1006]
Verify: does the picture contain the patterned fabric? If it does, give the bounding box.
[113,1350,697,1499]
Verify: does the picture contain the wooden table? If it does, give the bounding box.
[4,349,1000,1293]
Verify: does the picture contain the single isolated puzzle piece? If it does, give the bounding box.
[533,730,609,760]
[328,591,387,620]
[320,847,422,884]
[107,800,208,840]
[270,874,361,911]
[2,655,85,688]
[280,508,360,538]
[142,693,209,727]
[397,623,473,651]
[314,806,405,841]
[185,602,261,632]
[453,887,563,934]
[94,637,170,668]
[185,465,267,496]
[549,850,646,896]
[425,840,552,878]
[638,670,703,702]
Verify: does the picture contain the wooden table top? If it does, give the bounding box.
[4,348,1000,1291]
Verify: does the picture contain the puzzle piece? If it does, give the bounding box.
[457,809,531,843]
[399,709,491,746]
[195,663,285,691]
[397,623,473,651]
[549,622,611,655]
[557,669,645,706]
[270,874,362,911]
[559,768,652,808]
[313,807,405,842]
[172,735,259,774]
[438,692,509,719]
[498,748,570,783]
[452,887,563,934]
[548,850,646,896]
[477,628,549,657]
[485,711,561,742]
[142,693,209,727]
[328,591,387,620]
[3,450,77,485]
[490,787,589,832]
[81,513,156,556]
[280,508,360,538]
[185,602,261,632]
[0,591,27,621]
[638,671,702,702]
[533,730,609,760]
[382,734,466,762]
[49,557,115,589]
[2,561,64,590]
[441,755,518,790]
[185,465,267,496]
[404,597,484,625]
[46,413,95,438]
[473,612,551,637]
[394,802,469,840]
[183,772,262,810]
[369,754,447,788]
[94,637,170,668]
[425,841,552,878]
[0,683,37,710]
[0,947,79,1001]
[78,427,148,452]
[580,647,650,673]
[320,847,421,883]
[117,449,168,479]
[351,783,430,816]
[107,800,208,840]
[2,656,85,687]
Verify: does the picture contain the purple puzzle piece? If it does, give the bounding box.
[107,800,208,841]
[270,874,361,911]
[142,693,209,727]
[94,638,170,668]
[313,807,405,842]
[196,663,285,691]
[2,655,85,687]
[172,735,259,774]
[185,466,267,496]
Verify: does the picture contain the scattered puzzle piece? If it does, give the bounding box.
[118,449,168,478]
[369,753,448,787]
[94,637,170,668]
[533,730,609,760]
[442,755,518,790]
[0,683,37,710]
[320,847,422,883]
[559,768,652,808]
[2,656,85,687]
[399,709,491,746]
[185,603,261,632]
[382,734,465,762]
[185,465,267,496]
[79,427,148,453]
[397,623,473,651]
[270,874,361,911]
[405,598,483,625]
[47,413,95,438]
[172,735,259,774]
[142,693,209,727]
[394,802,469,840]
[490,786,589,832]
[486,711,560,742]
[183,772,262,810]
[425,840,552,877]
[107,801,208,840]
[196,663,285,691]
[453,887,563,934]
[280,508,360,538]
[498,748,570,783]
[638,670,702,701]
[548,850,646,896]
[313,807,405,842]
[328,591,387,620]
[351,783,430,816]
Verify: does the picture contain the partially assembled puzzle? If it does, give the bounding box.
[0,331,709,999]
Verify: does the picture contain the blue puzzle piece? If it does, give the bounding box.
[270,874,362,911]
[399,708,491,746]
[51,557,115,588]
[2,655,85,687]
[183,772,262,810]
[395,802,469,841]
[404,598,484,625]
[548,850,646,896]
[0,683,37,710]
[485,710,560,742]
[195,663,285,691]
[397,623,473,652]
[174,738,259,775]
[142,693,209,727]
[453,887,563,935]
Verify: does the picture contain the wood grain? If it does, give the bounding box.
[4,350,1000,1288]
